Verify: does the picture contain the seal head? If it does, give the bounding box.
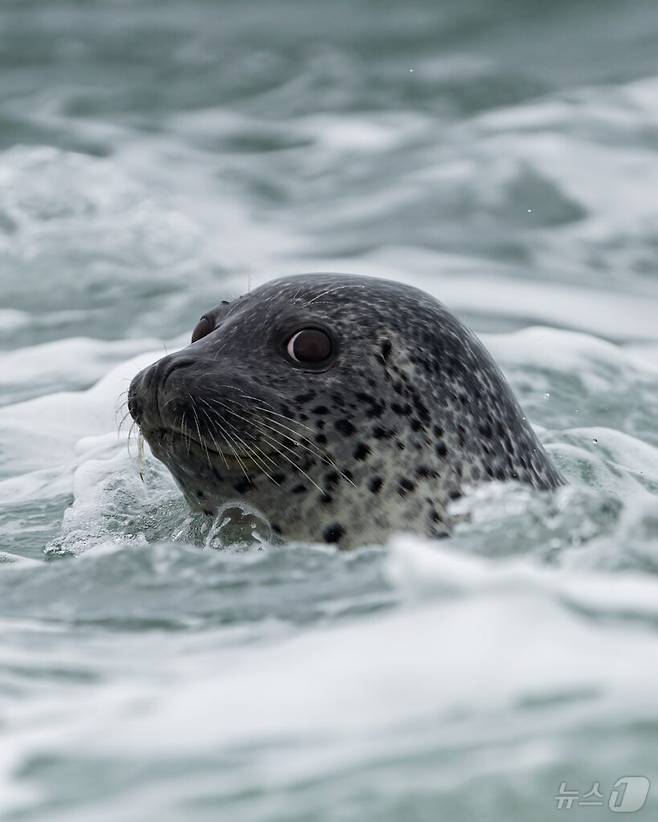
[128,274,563,548]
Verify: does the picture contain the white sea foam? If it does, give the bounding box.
[1,539,657,821]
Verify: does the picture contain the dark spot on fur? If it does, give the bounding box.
[320,493,333,504]
[416,465,438,479]
[233,478,251,494]
[335,419,355,436]
[325,470,339,489]
[323,523,345,544]
[272,472,286,484]
[369,476,383,494]
[398,477,416,496]
[313,405,329,415]
[315,433,328,445]
[292,483,307,494]
[354,392,386,419]
[295,391,315,404]
[435,441,448,458]
[410,392,430,423]
[354,442,371,461]
[391,402,411,416]
[373,425,395,440]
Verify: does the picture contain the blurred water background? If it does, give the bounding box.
[2,1,658,819]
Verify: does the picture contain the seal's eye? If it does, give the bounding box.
[191,315,213,343]
[286,328,333,365]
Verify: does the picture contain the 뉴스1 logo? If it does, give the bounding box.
[555,777,650,813]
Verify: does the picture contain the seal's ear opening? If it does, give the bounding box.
[379,339,392,364]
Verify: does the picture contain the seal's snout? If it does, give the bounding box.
[127,368,151,426]
[127,381,143,425]
[128,352,197,431]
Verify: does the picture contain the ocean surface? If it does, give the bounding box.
[2,1,658,819]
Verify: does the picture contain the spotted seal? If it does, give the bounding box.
[128,274,563,548]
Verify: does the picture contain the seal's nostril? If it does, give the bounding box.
[158,356,196,389]
[128,355,197,428]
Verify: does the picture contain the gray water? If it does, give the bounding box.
[2,1,658,819]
